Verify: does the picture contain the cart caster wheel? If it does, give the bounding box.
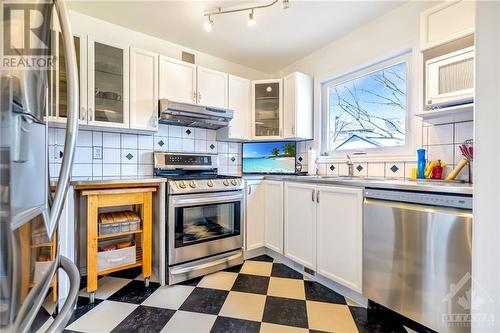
[145,277,150,287]
[89,292,95,304]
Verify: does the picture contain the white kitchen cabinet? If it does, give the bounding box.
[217,75,252,141]
[159,56,197,104]
[252,79,283,139]
[264,180,284,254]
[283,72,313,140]
[246,180,265,251]
[316,185,363,292]
[197,66,228,109]
[284,182,316,269]
[87,38,130,128]
[130,48,158,131]
[420,0,475,50]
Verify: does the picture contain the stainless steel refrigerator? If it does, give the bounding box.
[1,1,80,332]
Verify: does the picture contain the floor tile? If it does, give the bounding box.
[219,291,266,321]
[179,276,203,286]
[231,274,270,295]
[307,301,358,332]
[108,266,142,279]
[262,296,308,329]
[79,276,131,300]
[348,306,407,333]
[259,322,309,333]
[107,280,160,304]
[160,310,217,333]
[198,271,239,291]
[66,296,104,326]
[31,307,52,333]
[267,277,306,300]
[247,255,274,262]
[141,284,195,310]
[224,263,243,273]
[304,280,346,304]
[271,263,303,280]
[210,316,261,333]
[66,300,137,333]
[240,261,273,276]
[111,305,175,333]
[35,317,54,333]
[179,287,229,315]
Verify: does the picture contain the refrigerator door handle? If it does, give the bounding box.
[46,256,80,333]
[47,0,79,237]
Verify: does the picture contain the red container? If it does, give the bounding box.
[432,165,443,179]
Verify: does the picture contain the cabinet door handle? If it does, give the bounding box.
[248,185,252,195]
[88,108,93,122]
[316,190,320,203]
[198,92,202,103]
[311,189,315,202]
[193,91,197,102]
[80,107,86,121]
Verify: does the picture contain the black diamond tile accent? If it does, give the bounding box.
[231,274,270,295]
[210,316,261,333]
[356,164,363,172]
[262,296,308,328]
[304,280,346,304]
[210,144,216,150]
[230,156,236,162]
[125,153,134,160]
[107,280,159,304]
[66,297,103,326]
[185,129,192,135]
[59,150,64,158]
[179,287,229,315]
[330,165,335,171]
[247,255,274,262]
[271,263,303,280]
[390,164,399,173]
[158,140,165,147]
[111,305,175,333]
[298,156,303,162]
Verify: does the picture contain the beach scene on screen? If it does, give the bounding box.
[242,142,296,174]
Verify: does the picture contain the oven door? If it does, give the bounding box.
[168,191,243,266]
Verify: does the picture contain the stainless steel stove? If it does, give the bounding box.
[154,152,244,284]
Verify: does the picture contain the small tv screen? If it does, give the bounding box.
[242,141,297,174]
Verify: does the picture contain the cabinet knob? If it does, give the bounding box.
[192,91,197,101]
[198,92,202,103]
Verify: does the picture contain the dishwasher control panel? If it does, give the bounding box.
[364,188,472,210]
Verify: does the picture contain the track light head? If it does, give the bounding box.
[203,15,214,32]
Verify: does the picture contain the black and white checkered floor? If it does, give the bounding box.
[33,255,416,333]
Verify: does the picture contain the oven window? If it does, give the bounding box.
[175,201,241,247]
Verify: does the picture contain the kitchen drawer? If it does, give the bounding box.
[97,245,136,271]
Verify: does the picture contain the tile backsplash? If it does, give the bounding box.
[48,124,242,181]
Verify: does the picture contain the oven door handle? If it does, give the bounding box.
[170,252,243,275]
[170,193,244,207]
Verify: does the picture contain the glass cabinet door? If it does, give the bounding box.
[253,80,282,137]
[89,40,129,127]
[58,35,82,119]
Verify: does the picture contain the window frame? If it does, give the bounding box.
[321,51,416,159]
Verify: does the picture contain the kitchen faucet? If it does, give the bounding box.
[346,155,354,176]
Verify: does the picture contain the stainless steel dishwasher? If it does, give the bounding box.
[363,188,472,333]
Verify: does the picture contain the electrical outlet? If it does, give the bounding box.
[93,146,102,160]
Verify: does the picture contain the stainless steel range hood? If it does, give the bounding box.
[159,99,233,130]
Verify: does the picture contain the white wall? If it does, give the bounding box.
[69,11,270,80]
[472,2,500,331]
[275,1,437,159]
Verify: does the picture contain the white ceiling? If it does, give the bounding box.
[68,0,405,73]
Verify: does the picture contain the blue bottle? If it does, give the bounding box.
[417,149,426,179]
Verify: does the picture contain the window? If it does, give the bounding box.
[324,54,409,154]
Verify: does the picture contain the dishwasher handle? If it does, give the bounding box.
[364,197,473,218]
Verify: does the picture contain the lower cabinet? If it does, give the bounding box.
[284,182,317,270]
[316,185,363,293]
[264,181,284,254]
[245,180,265,250]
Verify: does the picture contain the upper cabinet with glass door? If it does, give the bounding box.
[88,39,129,128]
[252,79,283,139]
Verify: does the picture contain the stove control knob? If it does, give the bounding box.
[178,181,187,189]
[231,179,237,186]
[189,180,197,188]
[223,179,230,186]
[207,180,214,187]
